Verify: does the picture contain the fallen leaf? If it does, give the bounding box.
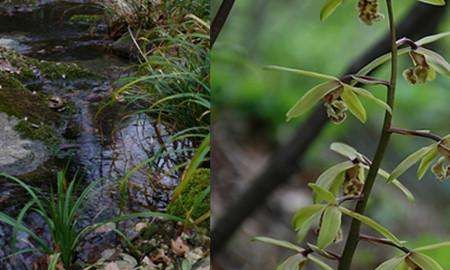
[94,222,116,234]
[171,237,190,256]
[134,222,148,232]
[105,262,120,270]
[150,249,171,265]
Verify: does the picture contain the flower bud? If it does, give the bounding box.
[357,0,384,25]
[324,89,347,125]
[413,66,429,84]
[344,166,364,196]
[403,51,436,85]
[403,68,417,84]
[431,157,450,181]
[344,178,364,196]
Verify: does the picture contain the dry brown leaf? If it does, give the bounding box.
[171,237,190,256]
[150,249,171,265]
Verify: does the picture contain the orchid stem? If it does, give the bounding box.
[338,1,398,269]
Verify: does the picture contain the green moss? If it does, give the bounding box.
[0,47,101,83]
[167,168,210,227]
[15,120,60,147]
[0,82,61,147]
[0,47,102,146]
[69,14,103,25]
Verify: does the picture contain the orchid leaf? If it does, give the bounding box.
[388,146,434,182]
[417,0,446,6]
[296,213,319,242]
[349,86,392,114]
[320,0,343,21]
[375,257,405,270]
[351,75,389,86]
[417,32,450,46]
[307,255,334,270]
[286,80,341,120]
[277,254,307,270]
[342,85,367,123]
[418,143,439,179]
[330,142,360,160]
[316,161,355,191]
[339,207,402,246]
[374,167,415,202]
[265,65,339,81]
[414,241,450,252]
[390,179,415,202]
[308,183,336,204]
[409,252,444,270]
[292,204,325,231]
[317,206,341,249]
[253,237,305,253]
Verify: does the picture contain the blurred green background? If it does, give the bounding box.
[212,0,450,269]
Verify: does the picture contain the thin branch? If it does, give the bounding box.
[211,0,235,47]
[338,1,398,269]
[388,127,442,142]
[360,234,410,253]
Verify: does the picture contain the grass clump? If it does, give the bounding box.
[0,171,182,269]
[167,168,210,227]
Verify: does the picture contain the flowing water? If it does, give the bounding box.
[0,1,184,268]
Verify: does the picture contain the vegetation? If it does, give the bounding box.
[0,172,181,269]
[168,168,211,227]
[253,0,450,269]
[101,0,210,214]
[0,0,210,268]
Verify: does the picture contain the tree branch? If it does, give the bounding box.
[211,0,235,47]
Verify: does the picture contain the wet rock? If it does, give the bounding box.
[86,92,103,103]
[0,112,48,175]
[0,38,30,53]
[47,95,66,110]
[110,33,138,59]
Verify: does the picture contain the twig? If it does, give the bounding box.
[360,234,410,253]
[388,127,442,142]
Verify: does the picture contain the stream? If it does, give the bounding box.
[0,1,184,268]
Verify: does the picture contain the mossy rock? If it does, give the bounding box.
[0,47,103,145]
[0,84,61,145]
[69,14,103,26]
[167,168,210,227]
[0,47,101,83]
